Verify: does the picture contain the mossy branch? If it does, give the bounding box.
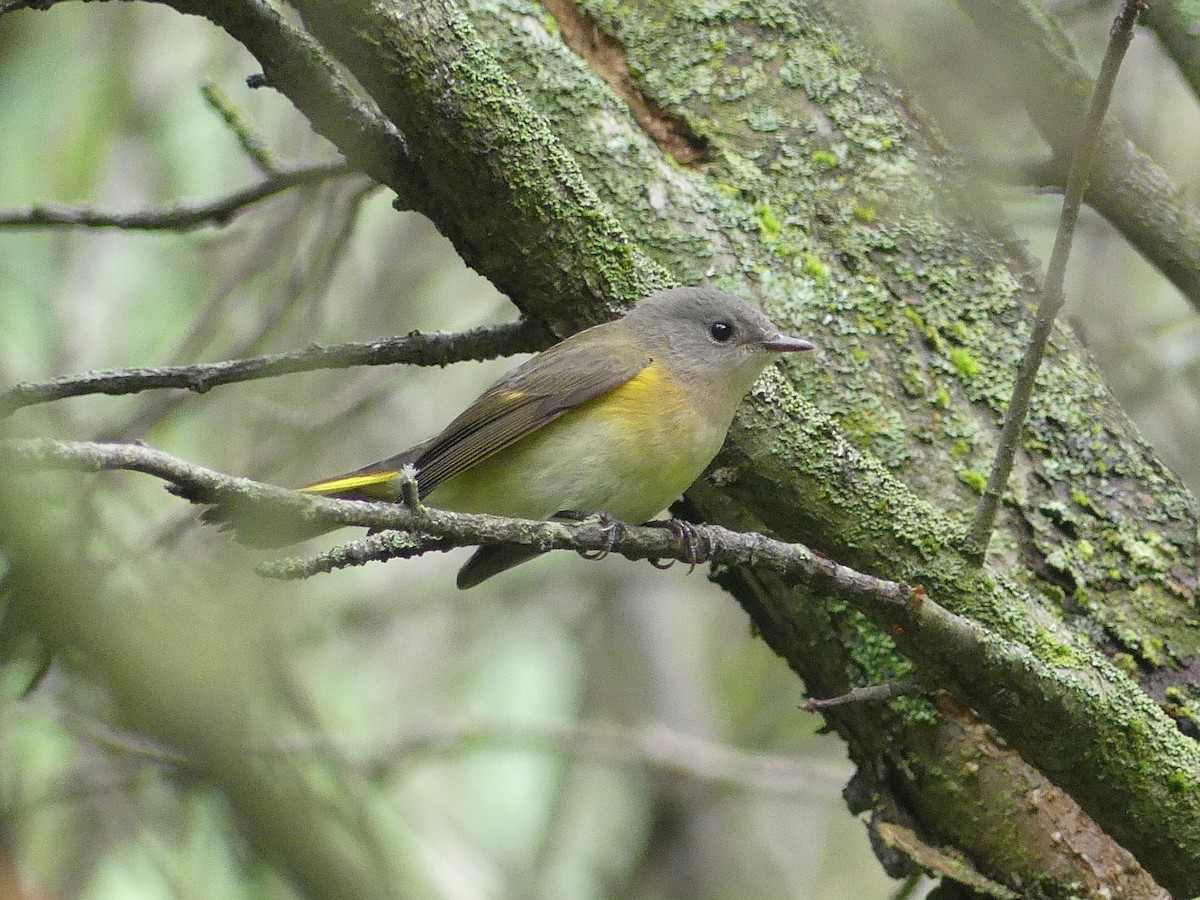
[285,0,672,331]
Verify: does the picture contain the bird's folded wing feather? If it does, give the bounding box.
[313,327,651,498]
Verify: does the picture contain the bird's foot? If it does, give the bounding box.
[558,510,626,561]
[645,518,702,574]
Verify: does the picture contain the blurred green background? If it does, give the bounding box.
[1,2,1197,898]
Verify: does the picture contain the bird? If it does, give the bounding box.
[203,287,815,588]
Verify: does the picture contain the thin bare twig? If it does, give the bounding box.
[0,320,547,417]
[94,178,380,443]
[201,81,279,173]
[965,0,1144,562]
[803,679,922,712]
[0,162,351,232]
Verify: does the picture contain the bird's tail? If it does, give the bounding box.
[197,467,403,548]
[456,545,547,589]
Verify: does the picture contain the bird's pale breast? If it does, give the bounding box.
[427,361,733,524]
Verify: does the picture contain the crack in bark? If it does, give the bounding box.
[540,0,710,166]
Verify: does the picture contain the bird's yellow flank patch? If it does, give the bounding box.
[585,359,688,429]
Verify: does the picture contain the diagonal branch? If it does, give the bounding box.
[200,81,278,174]
[966,0,1145,560]
[0,162,353,231]
[372,719,853,795]
[1143,0,1200,102]
[0,319,548,417]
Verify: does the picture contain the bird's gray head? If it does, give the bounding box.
[625,287,815,399]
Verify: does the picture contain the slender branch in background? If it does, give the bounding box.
[200,81,279,173]
[1143,0,1200,102]
[1,0,424,209]
[965,152,1066,190]
[69,716,192,768]
[372,720,851,795]
[62,712,851,797]
[271,663,407,889]
[956,0,1200,310]
[0,162,352,232]
[0,320,548,417]
[965,0,1144,562]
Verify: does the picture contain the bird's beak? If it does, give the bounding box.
[761,334,816,353]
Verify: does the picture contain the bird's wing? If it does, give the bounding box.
[305,326,651,499]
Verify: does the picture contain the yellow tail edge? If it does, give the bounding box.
[300,471,398,496]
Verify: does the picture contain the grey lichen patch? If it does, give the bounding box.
[780,41,864,103]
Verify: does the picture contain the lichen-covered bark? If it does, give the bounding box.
[284,0,674,334]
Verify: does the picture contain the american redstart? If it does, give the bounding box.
[204,287,815,587]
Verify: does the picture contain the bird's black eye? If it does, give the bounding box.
[709,321,734,343]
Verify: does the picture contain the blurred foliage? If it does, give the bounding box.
[0,3,890,899]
